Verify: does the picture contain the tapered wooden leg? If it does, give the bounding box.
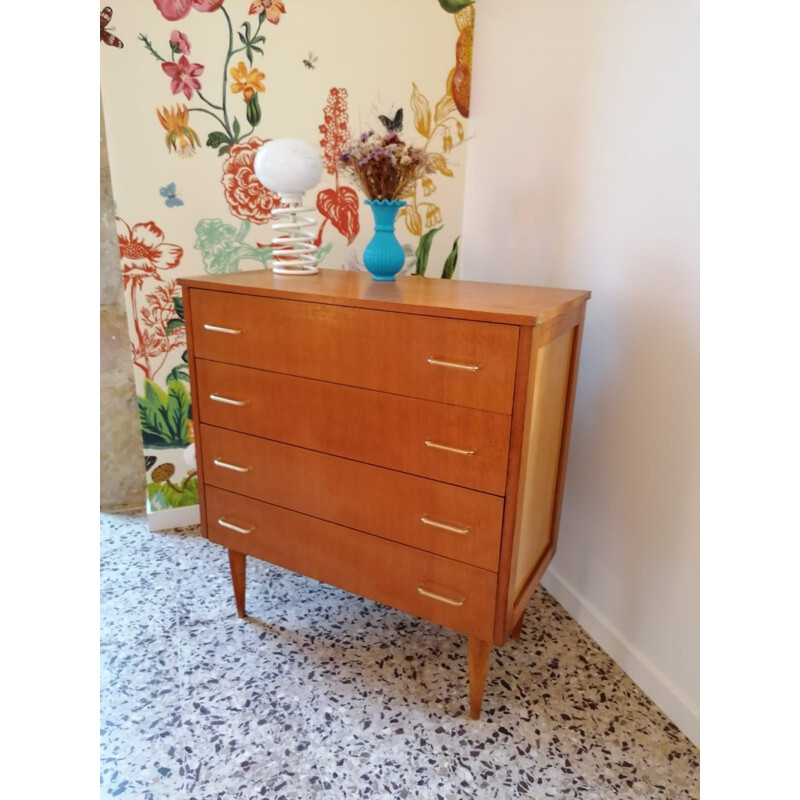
[511,611,525,641]
[468,637,491,720]
[228,549,247,618]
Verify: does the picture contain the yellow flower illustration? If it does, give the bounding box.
[230,61,266,101]
[156,104,201,159]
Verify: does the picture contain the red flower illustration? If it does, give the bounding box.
[118,219,183,288]
[170,30,191,54]
[162,55,204,101]
[319,88,350,175]
[314,88,359,245]
[316,187,360,245]
[221,138,280,223]
[116,218,184,379]
[153,0,224,22]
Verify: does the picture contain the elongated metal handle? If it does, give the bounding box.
[421,516,471,535]
[417,584,466,607]
[204,324,244,335]
[427,357,480,372]
[213,458,252,473]
[424,439,476,456]
[209,393,250,407]
[217,517,254,535]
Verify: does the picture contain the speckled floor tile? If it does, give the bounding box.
[100,512,699,799]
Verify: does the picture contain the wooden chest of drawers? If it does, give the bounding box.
[179,269,589,718]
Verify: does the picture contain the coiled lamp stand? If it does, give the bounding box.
[253,139,324,276]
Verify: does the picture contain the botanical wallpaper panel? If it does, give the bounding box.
[100,0,476,512]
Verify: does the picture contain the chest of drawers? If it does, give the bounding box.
[178,268,589,719]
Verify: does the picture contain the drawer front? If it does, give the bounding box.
[189,289,518,414]
[196,360,511,495]
[200,424,504,571]
[205,486,497,640]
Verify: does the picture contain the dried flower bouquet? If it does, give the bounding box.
[339,130,434,202]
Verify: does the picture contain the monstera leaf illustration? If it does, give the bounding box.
[316,186,360,244]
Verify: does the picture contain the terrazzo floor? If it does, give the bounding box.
[100,512,699,800]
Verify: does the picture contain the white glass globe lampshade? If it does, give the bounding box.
[253,138,323,205]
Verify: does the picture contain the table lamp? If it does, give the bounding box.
[253,138,324,276]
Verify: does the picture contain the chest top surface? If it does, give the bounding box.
[178,269,590,327]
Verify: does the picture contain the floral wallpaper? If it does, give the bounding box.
[100,0,477,514]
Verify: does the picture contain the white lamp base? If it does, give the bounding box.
[273,265,319,276]
[268,201,320,277]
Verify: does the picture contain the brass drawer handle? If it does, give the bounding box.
[417,584,466,607]
[209,393,250,407]
[421,516,471,535]
[204,324,244,335]
[213,458,253,473]
[424,439,476,456]
[427,357,481,372]
[218,517,254,535]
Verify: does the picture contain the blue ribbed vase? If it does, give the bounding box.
[363,199,407,281]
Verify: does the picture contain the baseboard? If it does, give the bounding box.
[541,567,699,747]
[147,505,201,532]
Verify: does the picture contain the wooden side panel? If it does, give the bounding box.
[510,330,574,596]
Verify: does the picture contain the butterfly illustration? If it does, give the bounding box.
[144,456,157,472]
[100,7,124,49]
[378,108,403,134]
[159,183,184,208]
[302,52,318,70]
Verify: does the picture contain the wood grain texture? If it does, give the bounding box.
[195,359,512,495]
[492,326,534,645]
[206,486,498,640]
[468,638,491,720]
[228,549,246,618]
[200,424,504,571]
[178,269,590,327]
[504,307,587,636]
[510,330,574,597]
[190,289,519,414]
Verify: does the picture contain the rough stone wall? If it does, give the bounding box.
[100,97,146,511]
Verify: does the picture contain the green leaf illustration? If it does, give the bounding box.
[414,225,442,276]
[172,295,184,320]
[206,131,229,148]
[148,476,199,508]
[441,235,460,279]
[166,363,189,384]
[438,0,474,12]
[246,93,262,127]
[232,118,241,140]
[165,318,184,335]
[138,379,192,448]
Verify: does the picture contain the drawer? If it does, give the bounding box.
[205,486,498,640]
[189,289,518,414]
[195,360,511,495]
[200,425,504,571]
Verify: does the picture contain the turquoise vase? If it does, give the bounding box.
[363,199,407,281]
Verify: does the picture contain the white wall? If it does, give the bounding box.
[462,1,699,744]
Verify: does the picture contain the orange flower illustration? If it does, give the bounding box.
[221,138,280,223]
[229,61,266,102]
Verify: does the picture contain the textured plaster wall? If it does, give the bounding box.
[100,97,147,511]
